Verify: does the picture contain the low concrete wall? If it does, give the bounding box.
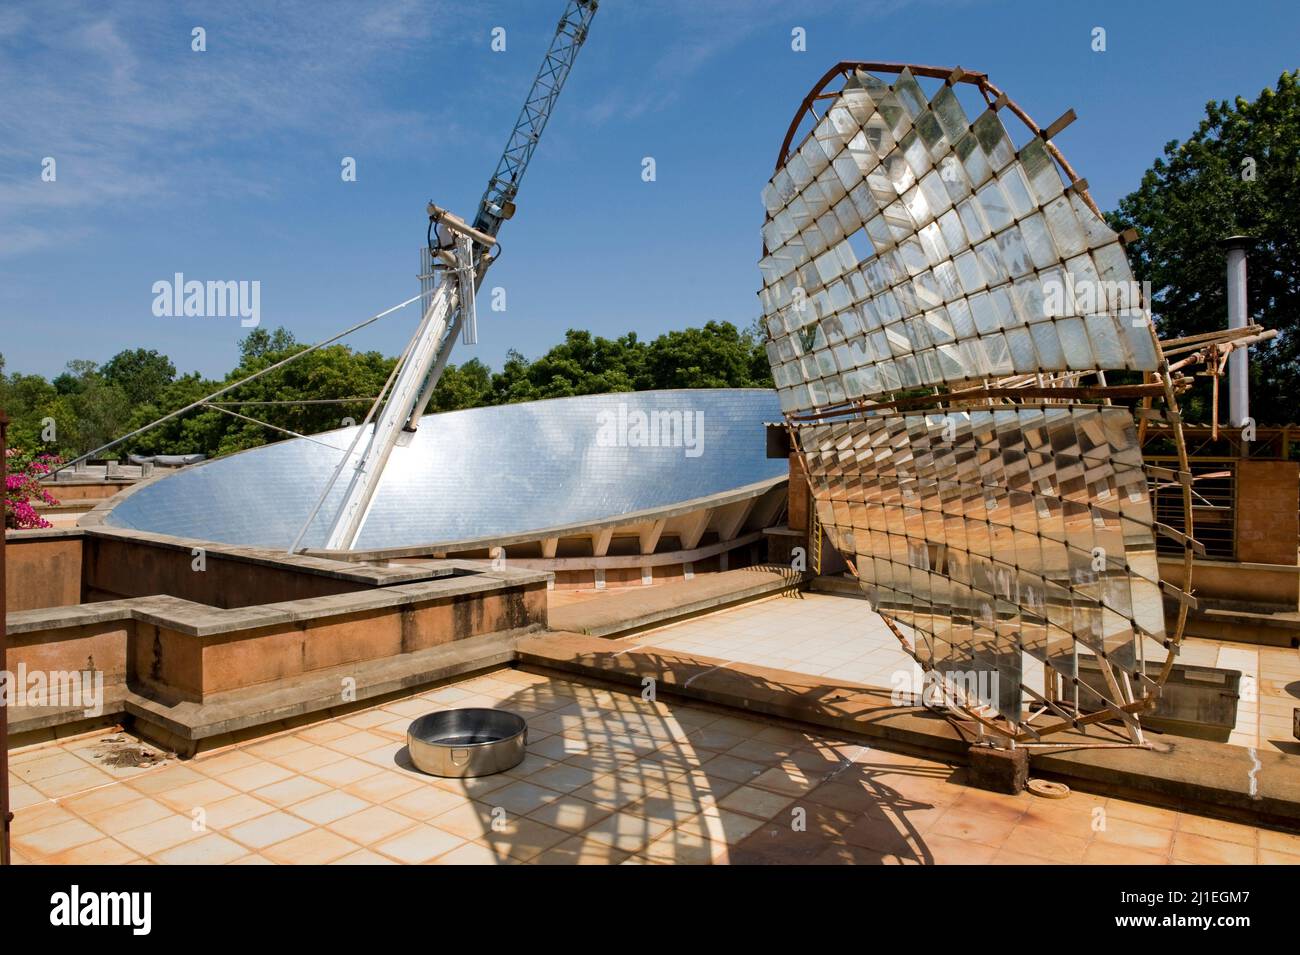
[6,557,549,721]
[84,533,366,609]
[5,532,83,612]
[131,585,546,701]
[1160,556,1300,611]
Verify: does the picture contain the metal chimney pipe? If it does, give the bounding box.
[1220,235,1255,427]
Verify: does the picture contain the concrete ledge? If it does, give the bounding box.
[125,628,527,753]
[516,631,1300,833]
[8,630,530,755]
[547,565,806,638]
[7,563,550,638]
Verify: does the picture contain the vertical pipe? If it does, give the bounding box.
[1221,236,1253,427]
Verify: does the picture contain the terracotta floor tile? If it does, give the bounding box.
[530,835,630,865]
[1171,832,1256,865]
[290,791,371,826]
[1258,828,1300,857]
[1093,818,1175,855]
[331,848,398,865]
[433,841,508,865]
[1175,813,1259,847]
[328,805,416,845]
[949,788,1032,824]
[917,832,999,865]
[374,824,465,864]
[114,814,205,856]
[525,762,599,794]
[226,810,315,850]
[814,842,908,865]
[58,784,140,818]
[481,817,569,862]
[307,758,385,788]
[253,776,332,809]
[323,731,390,756]
[717,785,793,820]
[641,827,717,865]
[203,794,277,829]
[386,785,467,821]
[1097,800,1180,831]
[268,746,350,774]
[219,760,296,793]
[10,750,90,784]
[928,807,1018,849]
[14,818,107,859]
[8,783,44,812]
[82,797,174,833]
[13,800,79,833]
[343,770,424,804]
[295,721,355,743]
[1259,848,1300,864]
[687,807,768,846]
[128,765,206,795]
[1082,841,1169,865]
[428,802,498,841]
[525,795,612,834]
[46,838,142,866]
[261,829,360,864]
[698,753,767,785]
[191,749,265,777]
[154,833,248,865]
[246,734,314,760]
[583,812,671,854]
[1000,823,1090,863]
[156,778,241,814]
[479,780,564,816]
[32,766,116,799]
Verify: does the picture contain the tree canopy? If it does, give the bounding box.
[0,320,771,461]
[1110,69,1300,424]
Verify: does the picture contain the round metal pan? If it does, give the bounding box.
[406,708,528,778]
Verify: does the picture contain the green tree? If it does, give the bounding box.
[642,320,772,389]
[1111,69,1300,423]
[101,349,177,405]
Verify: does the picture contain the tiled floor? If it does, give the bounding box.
[634,591,1300,753]
[8,670,1298,865]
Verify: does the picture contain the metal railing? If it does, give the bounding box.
[1148,456,1237,560]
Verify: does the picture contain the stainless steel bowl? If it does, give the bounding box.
[406,708,528,778]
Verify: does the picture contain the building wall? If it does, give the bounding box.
[1235,460,1299,566]
[5,536,83,612]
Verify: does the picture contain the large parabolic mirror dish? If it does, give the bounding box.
[100,389,784,553]
[758,62,1223,746]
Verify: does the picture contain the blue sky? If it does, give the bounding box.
[1,0,1297,380]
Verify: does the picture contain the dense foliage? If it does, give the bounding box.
[0,321,771,461]
[1110,70,1300,424]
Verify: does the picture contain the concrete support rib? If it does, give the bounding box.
[677,508,713,552]
[714,498,756,542]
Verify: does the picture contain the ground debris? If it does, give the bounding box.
[90,734,173,769]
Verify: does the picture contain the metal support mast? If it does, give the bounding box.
[304,0,598,553]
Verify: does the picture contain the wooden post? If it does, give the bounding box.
[1,409,10,866]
